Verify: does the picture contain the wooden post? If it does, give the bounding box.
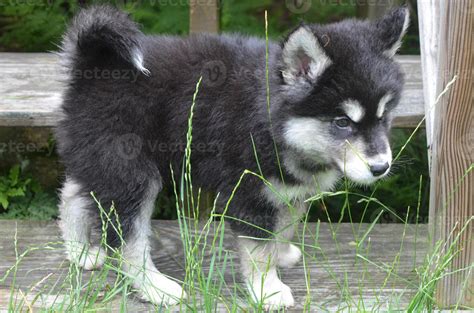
[418,0,440,168]
[190,0,219,33]
[188,0,219,212]
[426,0,474,308]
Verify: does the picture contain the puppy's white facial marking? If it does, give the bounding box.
[283,117,330,157]
[337,138,392,185]
[342,99,365,123]
[377,93,393,118]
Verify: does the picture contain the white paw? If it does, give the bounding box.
[248,276,295,310]
[66,244,106,270]
[80,246,106,270]
[277,243,302,268]
[134,271,186,307]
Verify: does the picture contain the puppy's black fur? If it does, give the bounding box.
[56,5,408,244]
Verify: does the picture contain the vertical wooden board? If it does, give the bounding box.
[190,0,219,34]
[418,0,440,168]
[429,0,474,308]
[187,0,219,209]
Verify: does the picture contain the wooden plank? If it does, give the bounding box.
[0,53,424,128]
[428,0,474,308]
[392,55,425,128]
[0,220,429,311]
[0,53,65,127]
[190,0,219,34]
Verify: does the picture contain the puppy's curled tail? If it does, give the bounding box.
[60,5,149,75]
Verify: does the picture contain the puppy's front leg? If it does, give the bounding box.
[238,238,295,310]
[276,242,302,268]
[118,180,186,306]
[122,218,186,306]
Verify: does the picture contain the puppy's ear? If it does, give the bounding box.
[281,25,332,86]
[374,6,410,58]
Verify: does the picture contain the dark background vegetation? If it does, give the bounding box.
[0,0,428,224]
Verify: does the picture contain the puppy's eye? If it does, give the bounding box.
[334,117,351,128]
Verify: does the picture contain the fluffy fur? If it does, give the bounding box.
[56,5,409,308]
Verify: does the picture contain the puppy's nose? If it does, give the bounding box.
[370,162,389,177]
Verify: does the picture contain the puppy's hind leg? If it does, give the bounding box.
[58,177,106,270]
[119,179,186,307]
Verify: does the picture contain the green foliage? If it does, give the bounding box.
[0,190,57,219]
[221,0,355,38]
[0,0,189,52]
[1,0,418,53]
[0,164,57,220]
[0,165,31,209]
[0,1,75,52]
[123,1,189,35]
[401,1,421,55]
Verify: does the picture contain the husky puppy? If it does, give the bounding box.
[56,5,409,309]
